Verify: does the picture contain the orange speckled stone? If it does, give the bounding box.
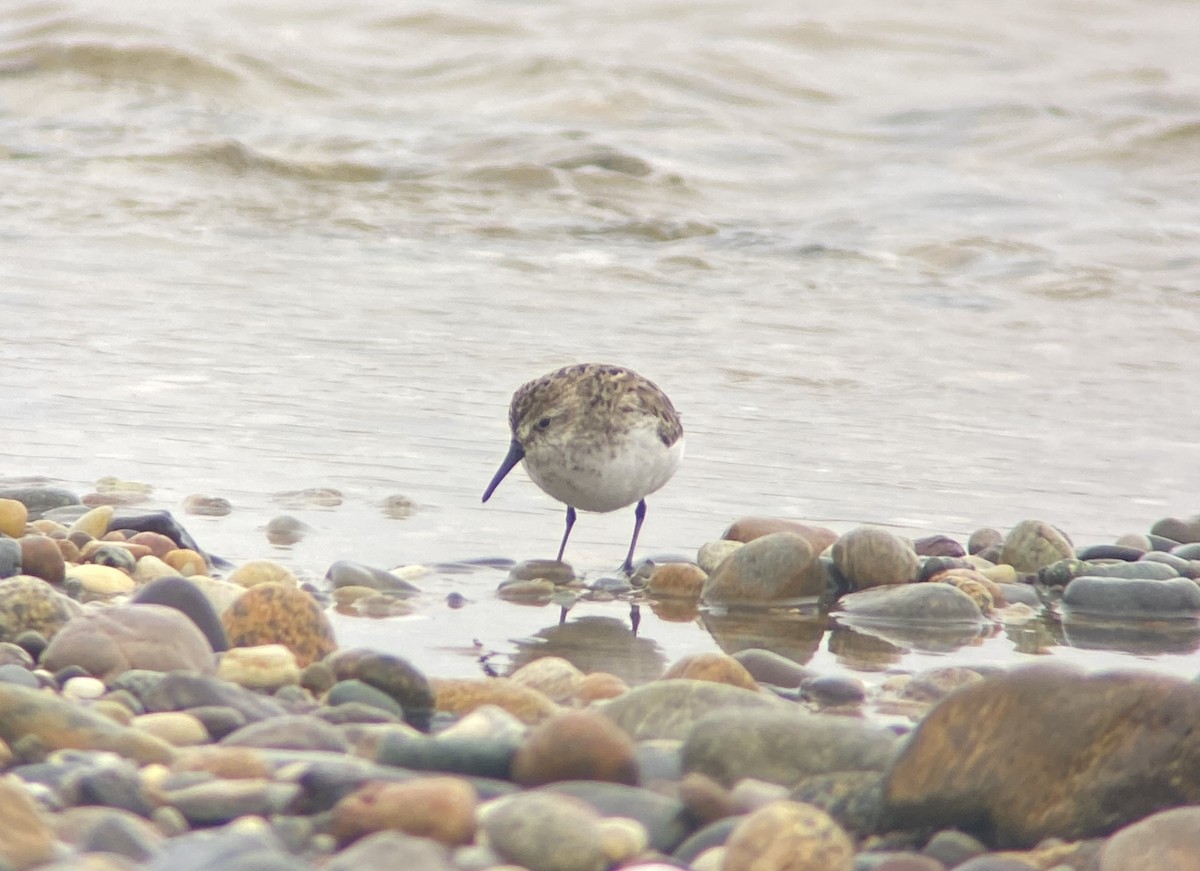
[221,582,337,667]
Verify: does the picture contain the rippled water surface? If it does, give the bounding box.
[2,0,1199,683]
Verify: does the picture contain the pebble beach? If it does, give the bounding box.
[2,482,1200,871]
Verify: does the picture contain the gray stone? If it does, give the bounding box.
[1061,576,1200,619]
[598,679,789,741]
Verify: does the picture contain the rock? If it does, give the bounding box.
[722,518,838,552]
[0,486,80,519]
[265,514,310,546]
[431,677,557,725]
[1081,561,1179,580]
[57,805,164,861]
[17,535,65,585]
[324,831,455,871]
[217,644,300,691]
[576,671,629,703]
[160,779,300,826]
[967,528,1003,555]
[326,649,436,730]
[1076,544,1145,562]
[1061,576,1200,619]
[702,533,826,604]
[182,495,232,517]
[379,494,418,519]
[507,559,576,584]
[0,538,20,579]
[133,711,209,746]
[722,800,854,871]
[731,649,815,689]
[325,679,405,718]
[0,498,28,538]
[682,707,897,788]
[481,791,608,871]
[68,504,114,540]
[1100,805,1200,870]
[325,560,420,596]
[0,775,57,869]
[508,656,585,704]
[1000,520,1073,573]
[0,576,79,642]
[790,770,884,836]
[127,532,177,559]
[830,527,920,590]
[599,679,790,741]
[42,604,216,681]
[221,583,336,667]
[511,710,638,786]
[541,781,689,853]
[134,555,183,584]
[331,776,478,846]
[222,714,349,753]
[913,535,965,558]
[0,680,175,764]
[131,576,229,652]
[800,674,866,707]
[163,549,206,576]
[141,826,311,871]
[228,560,298,588]
[698,539,743,574]
[836,583,984,624]
[65,563,136,597]
[645,563,707,598]
[1151,516,1200,545]
[662,652,758,690]
[883,662,1200,847]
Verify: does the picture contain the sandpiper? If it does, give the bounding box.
[482,363,684,574]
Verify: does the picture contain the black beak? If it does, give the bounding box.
[482,439,525,502]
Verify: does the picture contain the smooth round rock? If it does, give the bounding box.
[702,532,826,604]
[325,678,406,717]
[90,543,140,573]
[221,583,336,668]
[722,518,838,553]
[327,648,436,730]
[830,526,920,590]
[0,538,20,580]
[1100,805,1200,871]
[662,652,758,690]
[507,559,577,585]
[1079,561,1179,580]
[265,514,311,546]
[0,499,28,538]
[599,679,789,741]
[431,677,557,725]
[0,774,57,868]
[722,800,854,871]
[331,776,477,847]
[221,713,348,753]
[1061,576,1200,619]
[731,649,815,689]
[1076,544,1145,562]
[0,486,80,520]
[645,563,707,598]
[42,604,216,680]
[509,656,585,704]
[698,539,744,574]
[913,535,965,558]
[511,710,638,787]
[836,583,984,624]
[68,504,114,540]
[482,791,608,871]
[1151,516,1200,545]
[1000,520,1073,573]
[127,532,177,559]
[133,711,210,746]
[967,528,1003,555]
[163,548,206,576]
[183,495,232,517]
[17,535,65,585]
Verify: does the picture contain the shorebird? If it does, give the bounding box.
[482,363,684,574]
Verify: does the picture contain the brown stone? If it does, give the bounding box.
[17,536,65,585]
[702,532,826,604]
[723,517,839,553]
[431,677,558,724]
[0,776,57,870]
[1150,516,1200,545]
[173,746,272,780]
[1100,806,1200,871]
[884,663,1200,847]
[662,652,759,691]
[221,582,336,667]
[126,531,177,559]
[330,777,477,846]
[0,575,79,642]
[830,526,920,590]
[678,771,737,824]
[227,559,297,588]
[508,655,585,704]
[722,800,854,871]
[645,562,707,598]
[511,710,638,786]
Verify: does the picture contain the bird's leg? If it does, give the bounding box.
[557,505,577,562]
[621,499,647,575]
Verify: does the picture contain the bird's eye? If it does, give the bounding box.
[537,417,551,429]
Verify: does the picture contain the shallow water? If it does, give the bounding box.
[2,0,1199,684]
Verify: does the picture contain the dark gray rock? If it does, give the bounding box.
[1061,576,1200,619]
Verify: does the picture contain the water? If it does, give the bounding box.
[2,0,1199,685]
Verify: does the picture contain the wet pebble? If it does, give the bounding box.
[645,562,707,597]
[325,559,421,596]
[326,648,436,729]
[1079,560,1179,580]
[325,678,405,718]
[722,517,838,552]
[0,575,79,641]
[836,583,984,625]
[697,539,743,573]
[0,497,28,537]
[265,514,310,546]
[830,526,920,590]
[481,790,609,871]
[1061,575,1200,618]
[599,679,788,741]
[702,532,826,604]
[800,674,866,707]
[131,576,229,652]
[508,655,585,704]
[506,559,577,584]
[183,494,232,516]
[431,676,558,725]
[1076,543,1145,562]
[217,644,300,691]
[1150,515,1200,544]
[731,648,815,689]
[913,534,965,558]
[163,548,206,576]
